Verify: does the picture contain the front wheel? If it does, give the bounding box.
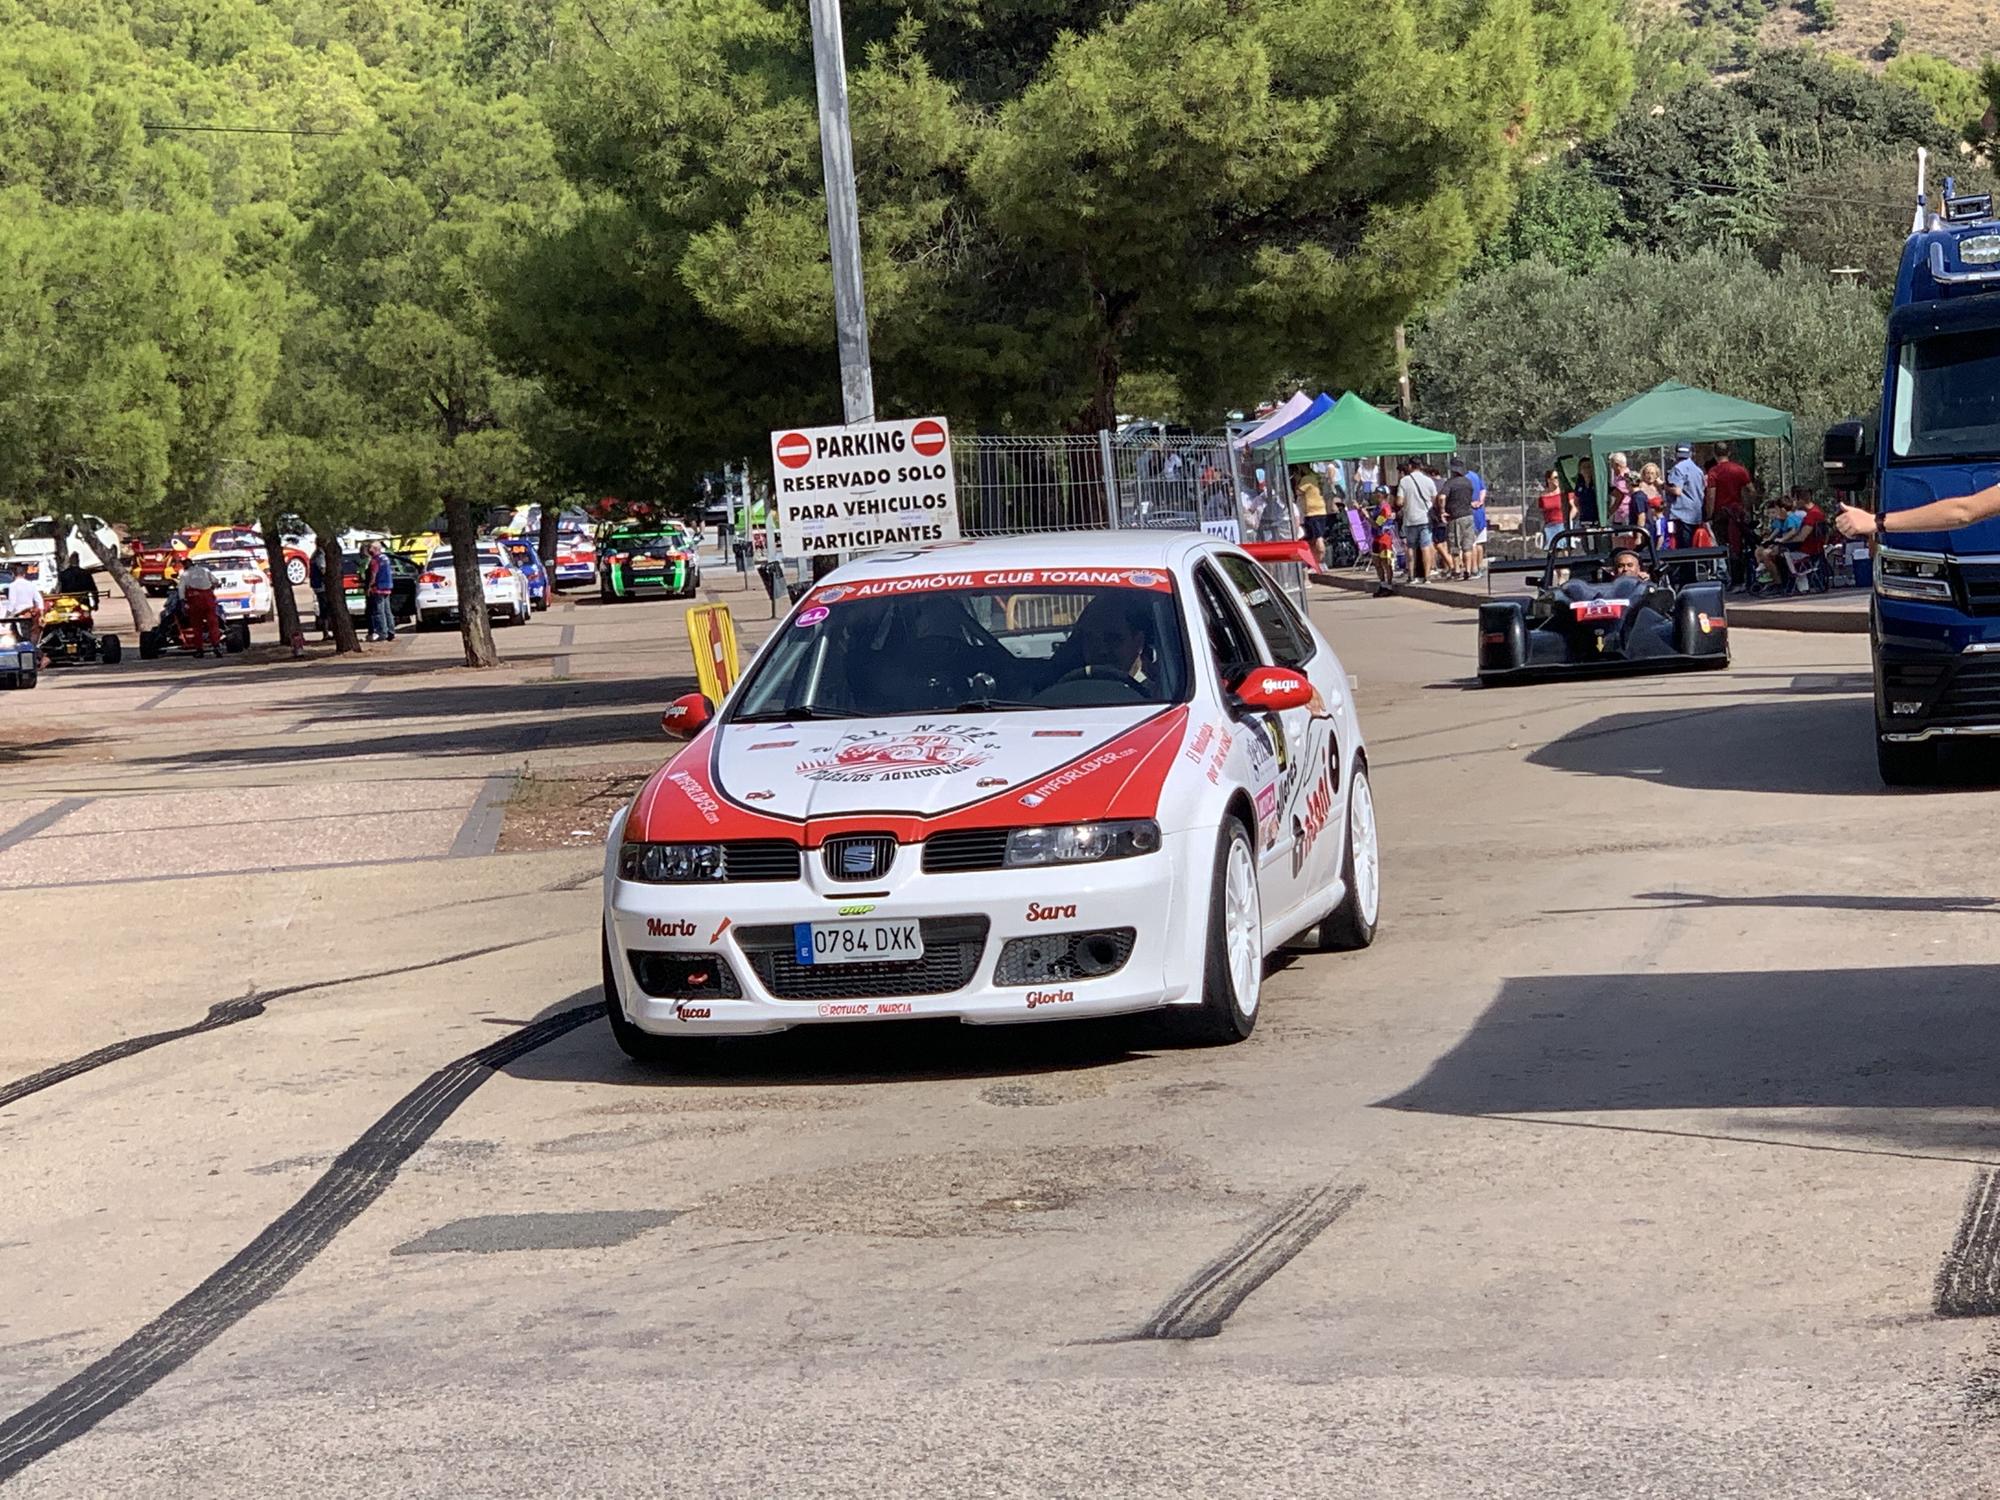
[1183,817,1261,1044]
[139,629,162,661]
[286,556,308,587]
[1877,735,1938,787]
[100,635,122,665]
[1317,764,1380,950]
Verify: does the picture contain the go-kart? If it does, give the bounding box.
[138,594,250,660]
[39,593,121,667]
[1476,527,1729,685]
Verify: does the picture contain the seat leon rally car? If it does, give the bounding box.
[601,533,1380,1066]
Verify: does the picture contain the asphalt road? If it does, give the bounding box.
[2,568,1998,1497]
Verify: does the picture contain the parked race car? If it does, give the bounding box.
[417,545,532,627]
[597,525,698,601]
[496,537,552,610]
[194,552,275,624]
[1476,527,1730,685]
[136,531,196,595]
[340,551,419,625]
[39,593,121,667]
[550,530,596,591]
[601,533,1380,1068]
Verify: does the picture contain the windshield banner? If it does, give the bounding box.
[806,568,1174,607]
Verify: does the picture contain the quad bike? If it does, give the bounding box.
[138,594,249,660]
[39,592,122,667]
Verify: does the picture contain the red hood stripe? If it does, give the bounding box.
[626,706,1192,846]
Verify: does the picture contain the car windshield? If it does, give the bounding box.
[608,534,677,558]
[729,577,1189,719]
[1892,329,2000,461]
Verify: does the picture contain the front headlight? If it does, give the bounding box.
[618,842,725,883]
[1877,548,1952,601]
[1004,819,1161,868]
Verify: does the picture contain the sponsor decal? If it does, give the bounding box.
[795,605,830,628]
[1255,781,1279,835]
[1018,746,1136,806]
[744,790,775,800]
[876,1002,914,1015]
[1025,988,1076,1009]
[666,770,721,825]
[837,903,876,916]
[1697,613,1727,635]
[798,569,1174,603]
[817,1002,872,1016]
[799,723,998,783]
[1572,598,1627,622]
[708,917,733,944]
[647,917,696,938]
[673,1005,711,1020]
[1245,719,1279,781]
[663,701,696,725]
[1184,721,1217,763]
[1034,729,1085,738]
[748,741,798,750]
[976,777,1007,788]
[1205,729,1234,786]
[1290,760,1337,878]
[1027,902,1078,922]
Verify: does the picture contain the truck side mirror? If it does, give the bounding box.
[1823,420,1871,494]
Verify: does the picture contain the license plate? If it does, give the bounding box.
[793,919,924,966]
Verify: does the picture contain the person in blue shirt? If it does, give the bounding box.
[365,541,396,642]
[1665,443,1706,548]
[1464,467,1488,578]
[1572,460,1600,526]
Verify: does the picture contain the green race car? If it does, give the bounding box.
[597,526,700,601]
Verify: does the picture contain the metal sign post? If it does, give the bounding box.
[808,0,873,580]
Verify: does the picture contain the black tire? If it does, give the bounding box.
[139,629,161,661]
[225,623,250,653]
[100,635,121,665]
[1317,763,1380,951]
[1877,735,1938,787]
[18,669,36,690]
[599,574,615,603]
[1183,817,1261,1045]
[601,932,714,1069]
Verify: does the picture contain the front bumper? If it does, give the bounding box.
[603,828,1202,1035]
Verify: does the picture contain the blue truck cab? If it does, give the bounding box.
[1827,188,2000,784]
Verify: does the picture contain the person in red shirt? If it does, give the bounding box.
[1706,448,1754,588]
[1535,469,1568,539]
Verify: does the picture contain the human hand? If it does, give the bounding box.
[1834,504,1876,540]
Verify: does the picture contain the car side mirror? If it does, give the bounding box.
[1822,420,1871,494]
[1229,666,1315,714]
[661,692,714,739]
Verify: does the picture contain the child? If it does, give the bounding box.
[1370,488,1398,597]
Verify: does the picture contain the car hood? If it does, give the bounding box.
[713,707,1176,821]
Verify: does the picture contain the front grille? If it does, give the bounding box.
[735,915,990,999]
[1956,563,2000,616]
[922,828,1010,873]
[722,840,802,882]
[627,950,742,1000]
[1927,656,2000,728]
[994,928,1136,986]
[822,833,897,882]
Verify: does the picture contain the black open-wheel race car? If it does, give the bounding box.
[1476,527,1730,686]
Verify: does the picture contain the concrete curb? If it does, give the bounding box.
[1308,569,1867,634]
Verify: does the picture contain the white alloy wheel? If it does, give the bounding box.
[1224,833,1262,1016]
[1350,770,1380,928]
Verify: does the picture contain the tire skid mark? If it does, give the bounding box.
[0,936,556,1111]
[0,1002,601,1482]
[1936,1167,2000,1318]
[1129,1183,1363,1341]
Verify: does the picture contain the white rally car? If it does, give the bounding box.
[601,533,1379,1066]
[193,551,275,623]
[415,544,532,628]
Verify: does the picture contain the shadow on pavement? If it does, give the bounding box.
[1527,694,1883,795]
[1551,890,2000,917]
[1378,964,2000,1145]
[506,1004,1153,1089]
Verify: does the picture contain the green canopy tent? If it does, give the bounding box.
[1278,391,1456,464]
[1555,381,1794,495]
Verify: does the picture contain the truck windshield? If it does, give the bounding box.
[1892,329,2000,461]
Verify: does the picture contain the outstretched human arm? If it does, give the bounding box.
[1837,483,2000,538]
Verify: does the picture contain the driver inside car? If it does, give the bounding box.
[1610,549,1647,582]
[1067,596,1156,683]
